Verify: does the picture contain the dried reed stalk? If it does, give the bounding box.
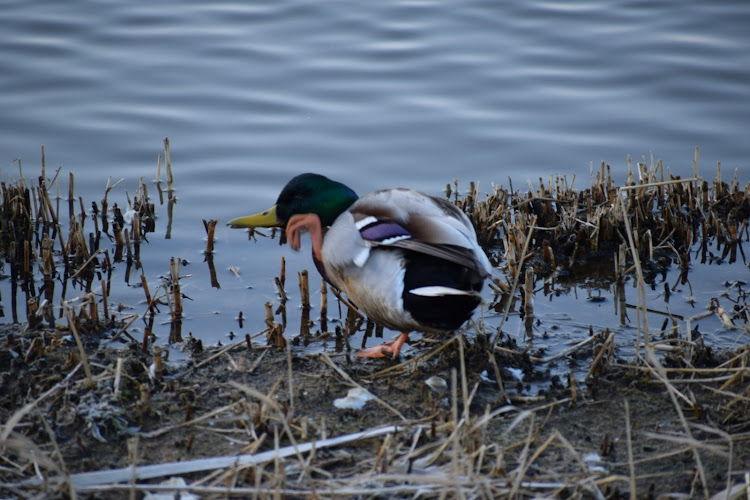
[64,303,93,388]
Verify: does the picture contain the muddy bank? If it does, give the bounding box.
[2,319,749,499]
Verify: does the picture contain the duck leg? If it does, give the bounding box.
[286,213,324,261]
[356,333,409,359]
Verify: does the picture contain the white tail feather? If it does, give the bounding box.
[408,286,476,297]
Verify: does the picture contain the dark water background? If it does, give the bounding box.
[2,0,748,368]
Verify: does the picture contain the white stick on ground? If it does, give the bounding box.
[20,425,400,490]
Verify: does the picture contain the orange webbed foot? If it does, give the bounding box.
[356,333,409,359]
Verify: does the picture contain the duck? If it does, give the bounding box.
[227,173,492,358]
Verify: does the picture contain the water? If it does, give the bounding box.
[1,0,749,363]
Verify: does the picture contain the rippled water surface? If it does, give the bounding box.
[2,0,749,360]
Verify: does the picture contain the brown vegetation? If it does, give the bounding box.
[1,146,749,498]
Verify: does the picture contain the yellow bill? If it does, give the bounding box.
[226,204,280,228]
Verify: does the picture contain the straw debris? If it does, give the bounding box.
[2,148,750,498]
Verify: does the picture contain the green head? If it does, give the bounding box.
[227,173,358,229]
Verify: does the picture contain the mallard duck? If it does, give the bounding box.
[227,173,492,358]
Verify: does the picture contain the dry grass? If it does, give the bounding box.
[1,146,749,498]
